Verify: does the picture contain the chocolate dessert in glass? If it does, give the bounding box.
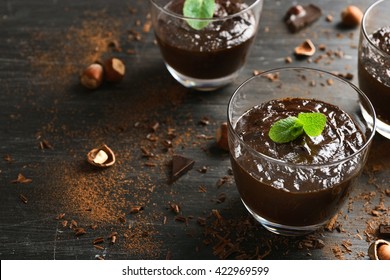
[358,0,390,139]
[228,67,376,236]
[150,0,263,91]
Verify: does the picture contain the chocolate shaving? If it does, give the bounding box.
[130,206,144,214]
[150,122,159,132]
[169,203,180,214]
[325,213,339,231]
[174,215,187,224]
[198,117,210,126]
[39,139,53,150]
[94,245,105,250]
[12,173,32,184]
[93,237,105,245]
[161,139,172,149]
[3,154,13,162]
[19,194,28,204]
[55,213,66,220]
[74,227,86,236]
[61,220,68,228]
[331,245,345,260]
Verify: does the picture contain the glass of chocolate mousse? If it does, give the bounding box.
[150,0,263,91]
[358,0,390,139]
[228,67,376,236]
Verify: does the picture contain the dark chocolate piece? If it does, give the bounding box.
[171,154,195,181]
[379,224,390,237]
[285,4,322,33]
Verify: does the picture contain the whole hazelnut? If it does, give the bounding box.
[341,5,363,27]
[80,63,104,89]
[377,243,390,260]
[104,57,125,82]
[216,122,229,151]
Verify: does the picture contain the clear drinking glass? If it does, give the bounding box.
[150,0,263,91]
[228,67,376,236]
[358,0,390,139]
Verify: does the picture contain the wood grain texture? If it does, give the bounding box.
[0,0,389,260]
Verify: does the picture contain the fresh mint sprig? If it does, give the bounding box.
[183,0,215,30]
[268,112,327,143]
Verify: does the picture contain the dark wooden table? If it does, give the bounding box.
[1,0,389,260]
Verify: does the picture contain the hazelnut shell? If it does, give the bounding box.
[87,144,116,167]
[294,39,316,56]
[368,239,390,260]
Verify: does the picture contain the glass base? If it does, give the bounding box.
[165,64,240,91]
[242,200,326,236]
[361,104,390,139]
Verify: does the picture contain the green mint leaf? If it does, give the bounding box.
[268,112,327,144]
[268,116,304,143]
[183,0,215,30]
[298,112,327,137]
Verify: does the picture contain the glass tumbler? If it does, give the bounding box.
[150,0,263,91]
[228,67,376,236]
[358,0,390,139]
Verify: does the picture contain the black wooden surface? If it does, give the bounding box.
[0,0,389,260]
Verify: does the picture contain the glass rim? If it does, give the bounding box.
[361,0,390,59]
[227,66,377,168]
[150,0,262,22]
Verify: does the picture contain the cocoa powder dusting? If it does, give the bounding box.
[22,9,169,259]
[30,11,123,86]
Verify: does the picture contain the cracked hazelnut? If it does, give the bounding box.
[87,144,116,167]
[216,122,229,151]
[341,6,363,27]
[294,39,316,56]
[80,63,104,89]
[368,239,390,260]
[104,57,125,82]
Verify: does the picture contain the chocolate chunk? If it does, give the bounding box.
[171,154,195,181]
[285,4,322,33]
[379,224,390,237]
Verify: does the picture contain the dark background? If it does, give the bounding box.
[0,0,389,260]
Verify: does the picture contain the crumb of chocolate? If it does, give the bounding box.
[325,14,333,22]
[3,154,13,162]
[19,194,28,204]
[285,56,292,63]
[332,244,345,259]
[325,213,339,231]
[12,173,32,184]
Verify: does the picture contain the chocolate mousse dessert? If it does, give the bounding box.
[153,0,258,79]
[358,26,390,124]
[230,98,366,227]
